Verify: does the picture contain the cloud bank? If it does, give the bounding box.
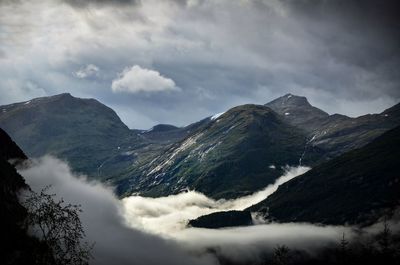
[122,166,310,234]
[18,156,356,264]
[19,156,215,265]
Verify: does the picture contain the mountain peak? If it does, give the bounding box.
[36,92,73,101]
[268,93,311,107]
[57,92,72,97]
[265,94,329,131]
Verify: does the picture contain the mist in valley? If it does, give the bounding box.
[18,156,395,265]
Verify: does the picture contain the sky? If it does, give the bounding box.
[0,0,399,129]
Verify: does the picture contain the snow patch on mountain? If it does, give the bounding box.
[211,112,225,120]
[147,133,203,176]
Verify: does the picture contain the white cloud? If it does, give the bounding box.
[111,65,178,93]
[122,166,310,234]
[19,156,400,265]
[19,157,342,265]
[19,156,214,265]
[74,64,100,79]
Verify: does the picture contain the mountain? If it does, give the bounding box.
[247,125,400,225]
[266,94,400,160]
[117,104,322,199]
[118,96,400,199]
[0,93,144,178]
[188,125,400,227]
[0,93,212,181]
[1,93,399,200]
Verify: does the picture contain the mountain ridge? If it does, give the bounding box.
[119,104,320,199]
[1,93,399,199]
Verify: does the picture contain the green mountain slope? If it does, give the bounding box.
[2,93,399,201]
[119,104,321,199]
[248,125,400,225]
[0,93,142,178]
[0,94,210,181]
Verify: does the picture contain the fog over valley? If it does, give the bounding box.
[19,156,357,265]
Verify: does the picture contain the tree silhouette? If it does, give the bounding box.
[378,217,391,254]
[23,186,93,265]
[338,232,350,264]
[273,245,291,265]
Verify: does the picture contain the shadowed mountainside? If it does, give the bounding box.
[189,125,400,227]
[248,125,400,225]
[1,93,399,199]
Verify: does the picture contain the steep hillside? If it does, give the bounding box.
[248,126,400,225]
[0,128,27,162]
[266,94,400,161]
[0,128,28,224]
[118,104,321,199]
[0,128,45,264]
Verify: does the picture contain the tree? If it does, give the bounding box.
[273,245,291,265]
[337,232,350,264]
[339,232,349,253]
[23,186,93,265]
[378,217,391,254]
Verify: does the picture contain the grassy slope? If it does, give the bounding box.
[123,105,322,199]
[0,94,136,177]
[248,125,400,225]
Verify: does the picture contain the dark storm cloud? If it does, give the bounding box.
[62,0,139,7]
[0,0,399,128]
[282,0,400,98]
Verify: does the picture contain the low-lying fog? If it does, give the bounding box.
[122,166,310,234]
[18,156,362,265]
